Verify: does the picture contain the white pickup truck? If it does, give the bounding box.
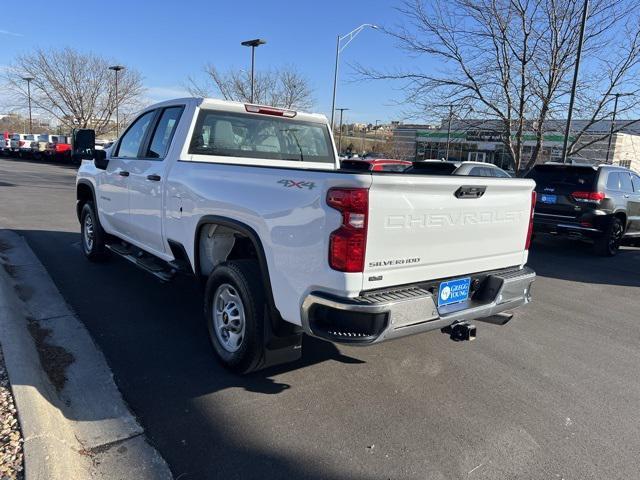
[75,97,536,373]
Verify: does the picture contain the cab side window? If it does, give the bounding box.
[492,168,510,178]
[619,172,633,193]
[606,172,621,190]
[468,166,486,176]
[114,111,156,158]
[146,107,184,159]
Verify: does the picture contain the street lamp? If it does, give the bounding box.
[330,24,379,130]
[604,92,633,164]
[561,0,589,164]
[241,38,267,103]
[445,104,455,161]
[335,108,349,154]
[22,76,34,133]
[109,65,125,137]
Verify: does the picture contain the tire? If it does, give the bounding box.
[204,260,266,374]
[594,217,624,256]
[80,202,109,261]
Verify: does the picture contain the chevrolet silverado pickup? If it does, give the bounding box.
[75,97,536,373]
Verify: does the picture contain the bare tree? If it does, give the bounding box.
[356,0,640,174]
[3,48,144,136]
[186,65,314,110]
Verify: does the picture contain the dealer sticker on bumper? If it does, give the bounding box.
[437,277,471,307]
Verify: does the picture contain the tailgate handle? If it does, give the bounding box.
[455,185,486,199]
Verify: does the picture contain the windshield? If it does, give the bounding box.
[189,110,335,164]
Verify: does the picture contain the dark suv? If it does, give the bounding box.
[526,163,640,256]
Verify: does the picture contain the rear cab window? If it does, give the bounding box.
[526,165,597,193]
[188,110,335,165]
[381,163,411,172]
[405,162,458,175]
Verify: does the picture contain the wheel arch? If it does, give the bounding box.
[613,210,628,231]
[76,180,96,222]
[194,215,284,324]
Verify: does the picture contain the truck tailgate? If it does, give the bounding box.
[363,174,535,290]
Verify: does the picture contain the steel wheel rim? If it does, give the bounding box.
[212,283,246,353]
[83,213,95,251]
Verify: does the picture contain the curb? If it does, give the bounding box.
[0,230,173,480]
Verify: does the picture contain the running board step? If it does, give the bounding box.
[105,244,175,282]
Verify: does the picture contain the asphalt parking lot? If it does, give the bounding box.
[1,156,640,480]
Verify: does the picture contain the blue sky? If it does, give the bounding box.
[0,0,421,124]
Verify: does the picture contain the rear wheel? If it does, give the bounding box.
[80,202,108,261]
[594,217,624,256]
[204,260,265,374]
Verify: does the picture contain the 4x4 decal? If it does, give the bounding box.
[278,179,316,190]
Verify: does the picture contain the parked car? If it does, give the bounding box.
[9,134,32,156]
[406,160,512,177]
[95,139,114,151]
[526,163,640,255]
[341,158,412,172]
[31,134,57,159]
[18,134,38,158]
[74,97,536,374]
[45,135,72,162]
[2,132,11,156]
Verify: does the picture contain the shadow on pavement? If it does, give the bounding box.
[15,228,372,480]
[0,155,78,170]
[528,234,640,287]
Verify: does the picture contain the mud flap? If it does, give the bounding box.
[257,310,303,371]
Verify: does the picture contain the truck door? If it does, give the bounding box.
[98,110,156,237]
[127,106,184,255]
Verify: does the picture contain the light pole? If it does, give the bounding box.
[336,108,349,155]
[241,38,266,103]
[604,92,633,164]
[374,119,381,152]
[109,65,125,137]
[330,24,378,130]
[22,76,34,133]
[445,104,454,161]
[561,0,589,164]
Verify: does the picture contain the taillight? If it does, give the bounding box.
[327,187,369,272]
[245,104,296,117]
[19,140,25,146]
[571,191,605,202]
[525,191,536,250]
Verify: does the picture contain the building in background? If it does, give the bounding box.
[393,119,640,172]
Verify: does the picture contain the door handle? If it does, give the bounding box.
[118,170,130,177]
[624,194,630,198]
[147,174,161,181]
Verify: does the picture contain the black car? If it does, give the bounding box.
[526,163,640,255]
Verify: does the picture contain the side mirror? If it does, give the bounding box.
[94,149,109,170]
[72,128,96,163]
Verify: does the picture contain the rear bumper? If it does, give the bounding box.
[533,212,609,237]
[301,266,535,345]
